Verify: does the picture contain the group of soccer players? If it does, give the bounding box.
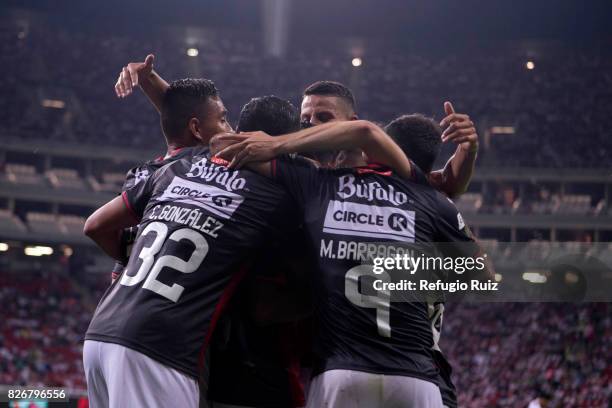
[82,53,489,407]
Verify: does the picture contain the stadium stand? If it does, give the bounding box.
[0,14,611,168]
[2,164,45,186]
[0,209,27,235]
[45,169,87,190]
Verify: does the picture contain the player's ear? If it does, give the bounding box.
[188,117,205,143]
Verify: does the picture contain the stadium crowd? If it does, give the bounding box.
[0,269,100,391]
[1,14,611,168]
[444,302,612,407]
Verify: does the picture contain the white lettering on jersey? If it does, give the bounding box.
[158,177,244,219]
[337,174,408,206]
[186,156,246,192]
[323,200,415,241]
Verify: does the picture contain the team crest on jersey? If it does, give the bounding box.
[133,168,150,185]
[323,200,415,241]
[158,176,244,219]
[457,213,465,230]
[186,156,246,192]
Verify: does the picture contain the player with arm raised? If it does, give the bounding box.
[109,58,232,282]
[82,79,283,408]
[299,81,478,197]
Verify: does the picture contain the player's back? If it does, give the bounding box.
[86,145,297,379]
[273,157,477,384]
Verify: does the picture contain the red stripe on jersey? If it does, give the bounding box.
[356,162,393,177]
[121,191,141,222]
[169,147,184,157]
[271,159,278,178]
[197,263,250,374]
[280,322,307,407]
[155,147,184,162]
[210,155,230,166]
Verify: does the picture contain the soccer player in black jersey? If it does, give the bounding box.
[84,142,298,408]
[207,96,312,408]
[385,114,474,408]
[82,78,288,408]
[212,116,490,407]
[109,77,232,282]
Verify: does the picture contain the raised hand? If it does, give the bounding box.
[439,101,479,152]
[115,54,155,98]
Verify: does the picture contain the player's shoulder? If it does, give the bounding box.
[427,187,460,214]
[391,170,458,214]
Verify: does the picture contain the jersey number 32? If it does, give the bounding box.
[119,221,209,302]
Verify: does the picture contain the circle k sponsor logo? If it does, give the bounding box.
[388,213,410,232]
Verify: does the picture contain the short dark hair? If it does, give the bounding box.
[303,80,356,113]
[161,78,219,140]
[384,114,442,173]
[237,95,300,136]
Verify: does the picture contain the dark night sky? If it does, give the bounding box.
[3,0,611,46]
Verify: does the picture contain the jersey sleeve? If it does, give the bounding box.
[271,155,321,209]
[121,166,138,191]
[433,194,480,258]
[121,172,155,221]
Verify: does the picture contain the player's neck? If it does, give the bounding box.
[338,150,367,168]
[164,136,202,157]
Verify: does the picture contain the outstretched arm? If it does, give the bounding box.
[429,102,478,198]
[213,120,413,178]
[114,54,169,114]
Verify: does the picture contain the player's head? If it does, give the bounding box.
[161,78,232,146]
[237,95,300,136]
[384,114,442,173]
[301,81,357,127]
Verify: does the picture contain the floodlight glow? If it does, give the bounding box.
[352,57,362,67]
[187,48,199,57]
[41,99,66,109]
[522,272,547,283]
[24,245,54,257]
[0,243,8,252]
[490,126,515,134]
[526,61,535,70]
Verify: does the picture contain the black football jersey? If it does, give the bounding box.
[85,146,297,378]
[111,148,190,277]
[208,231,312,407]
[271,156,478,384]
